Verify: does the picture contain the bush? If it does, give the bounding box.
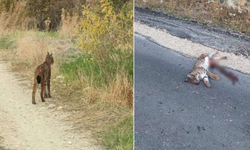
[0,0,86,30]
[75,0,133,84]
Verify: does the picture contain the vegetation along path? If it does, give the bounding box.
[0,61,102,150]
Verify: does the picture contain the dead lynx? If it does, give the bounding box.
[185,52,227,87]
[32,52,54,104]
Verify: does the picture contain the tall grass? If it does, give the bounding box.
[60,0,133,107]
[58,1,133,149]
[0,1,36,33]
[59,8,79,38]
[0,0,133,150]
[0,34,16,50]
[103,116,133,150]
[59,1,133,149]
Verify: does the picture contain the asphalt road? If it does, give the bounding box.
[135,34,250,150]
[135,7,250,58]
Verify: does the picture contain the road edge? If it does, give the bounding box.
[135,21,250,75]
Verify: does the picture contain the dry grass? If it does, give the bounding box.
[0,1,36,33]
[0,1,133,149]
[0,30,133,149]
[1,31,62,79]
[103,74,133,108]
[136,0,250,33]
[82,74,133,108]
[59,8,80,38]
[53,75,133,148]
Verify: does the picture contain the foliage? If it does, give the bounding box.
[25,0,86,30]
[61,49,133,87]
[0,35,16,50]
[76,0,133,84]
[0,0,133,149]
[103,116,133,150]
[0,0,133,30]
[60,1,133,149]
[79,0,133,52]
[0,0,86,30]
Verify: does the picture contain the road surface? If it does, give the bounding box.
[135,34,250,150]
[135,7,250,58]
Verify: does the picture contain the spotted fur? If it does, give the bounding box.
[32,52,54,104]
[185,52,227,87]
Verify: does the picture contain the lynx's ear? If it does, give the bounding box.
[47,52,49,55]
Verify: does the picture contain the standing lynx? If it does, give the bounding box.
[32,52,54,104]
[185,52,227,87]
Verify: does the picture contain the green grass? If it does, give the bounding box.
[59,48,133,150]
[60,54,101,85]
[103,116,133,150]
[0,136,7,150]
[36,31,61,39]
[0,145,6,150]
[0,146,5,150]
[0,35,16,50]
[60,49,133,87]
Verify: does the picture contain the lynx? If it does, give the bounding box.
[32,52,54,104]
[185,52,227,87]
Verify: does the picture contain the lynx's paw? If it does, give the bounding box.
[213,75,220,81]
[44,94,49,98]
[203,78,211,88]
[205,84,211,88]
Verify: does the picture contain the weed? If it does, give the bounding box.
[60,54,101,85]
[0,136,7,150]
[103,116,133,150]
[36,31,60,39]
[0,35,16,50]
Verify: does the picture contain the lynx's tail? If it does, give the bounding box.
[37,75,41,84]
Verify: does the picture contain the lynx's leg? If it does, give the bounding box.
[207,70,220,81]
[48,69,52,98]
[213,56,227,61]
[40,79,46,102]
[47,79,52,98]
[203,77,211,88]
[32,79,37,104]
[44,82,48,98]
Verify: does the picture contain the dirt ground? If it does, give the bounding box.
[0,60,102,150]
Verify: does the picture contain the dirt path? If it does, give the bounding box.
[0,61,102,150]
